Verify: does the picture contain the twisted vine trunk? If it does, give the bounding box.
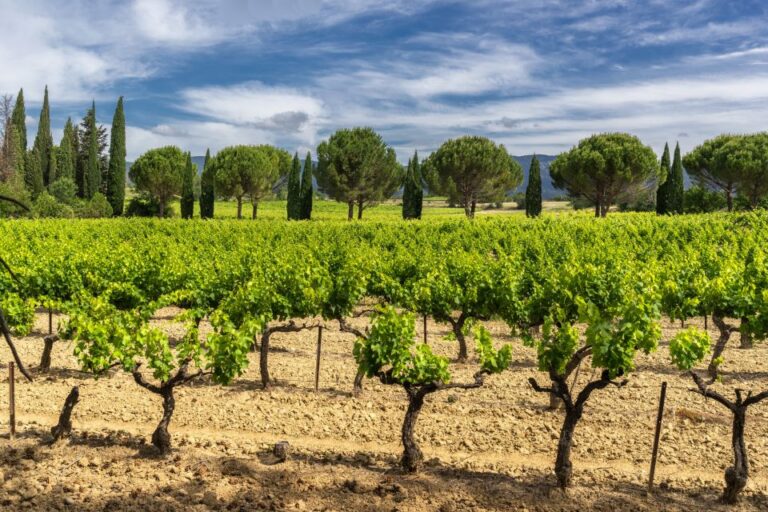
[50,386,79,444]
[449,315,468,362]
[555,405,582,489]
[260,330,271,389]
[353,369,364,397]
[709,315,732,379]
[723,407,749,503]
[401,387,427,473]
[152,389,175,454]
[739,317,752,349]
[40,335,58,372]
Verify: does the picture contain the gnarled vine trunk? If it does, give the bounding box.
[50,386,79,444]
[449,314,468,362]
[709,315,733,379]
[152,389,175,454]
[739,317,752,349]
[260,329,272,389]
[724,407,748,503]
[40,335,59,372]
[555,405,582,488]
[401,386,428,473]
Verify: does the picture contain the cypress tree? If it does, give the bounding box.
[402,157,414,219]
[411,151,423,219]
[655,143,672,214]
[49,146,58,186]
[300,151,313,220]
[199,148,214,218]
[10,89,26,153]
[6,126,24,181]
[287,152,301,219]
[670,142,685,214]
[525,154,542,217]
[181,152,195,219]
[84,102,100,198]
[33,86,54,187]
[58,119,76,181]
[24,148,44,198]
[107,97,126,215]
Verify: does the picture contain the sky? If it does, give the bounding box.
[2,0,768,160]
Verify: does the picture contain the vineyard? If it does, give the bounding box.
[1,214,768,510]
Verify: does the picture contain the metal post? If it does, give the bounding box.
[648,381,667,492]
[9,362,16,439]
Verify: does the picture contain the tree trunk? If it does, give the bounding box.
[347,201,354,221]
[723,407,749,503]
[40,335,58,372]
[50,386,79,444]
[594,202,601,218]
[549,389,563,410]
[739,318,753,349]
[252,201,258,219]
[357,198,363,220]
[555,406,582,489]
[709,315,732,379]
[152,388,175,454]
[600,203,608,217]
[353,368,364,397]
[450,316,468,362]
[158,201,165,218]
[726,190,733,212]
[260,330,271,389]
[470,200,476,218]
[236,197,242,219]
[401,388,426,473]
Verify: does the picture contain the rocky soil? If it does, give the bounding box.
[0,311,767,511]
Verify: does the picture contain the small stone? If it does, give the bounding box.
[201,491,218,507]
[274,441,290,462]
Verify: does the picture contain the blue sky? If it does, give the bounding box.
[2,0,768,160]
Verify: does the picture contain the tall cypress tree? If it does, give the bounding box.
[669,142,685,214]
[287,152,301,220]
[83,102,100,198]
[58,119,76,181]
[199,148,214,218]
[107,97,126,215]
[402,151,423,219]
[402,157,414,219]
[10,89,26,153]
[411,151,423,219]
[33,86,54,187]
[24,148,44,198]
[181,152,195,219]
[525,154,542,218]
[300,151,313,220]
[655,143,672,214]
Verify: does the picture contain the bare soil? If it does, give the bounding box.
[1,311,767,511]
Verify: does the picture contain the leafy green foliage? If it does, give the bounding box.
[106,97,126,216]
[129,146,187,217]
[669,328,711,371]
[525,155,542,218]
[354,307,450,385]
[474,324,512,374]
[0,294,35,336]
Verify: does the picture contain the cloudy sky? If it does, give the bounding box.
[2,0,767,159]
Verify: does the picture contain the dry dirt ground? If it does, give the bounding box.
[0,310,767,511]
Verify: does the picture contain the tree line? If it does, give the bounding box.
[0,88,125,218]
[3,86,768,220]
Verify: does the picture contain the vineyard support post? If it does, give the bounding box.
[48,307,53,335]
[423,315,427,345]
[315,326,323,392]
[648,381,667,492]
[9,362,15,439]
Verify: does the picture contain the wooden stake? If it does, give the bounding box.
[423,315,428,345]
[48,307,53,335]
[648,381,667,492]
[9,361,16,439]
[314,326,323,392]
